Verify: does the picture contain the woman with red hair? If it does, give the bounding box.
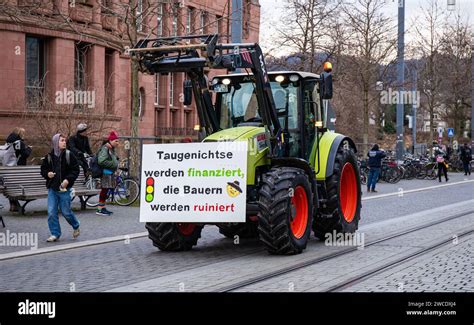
[96,131,120,216]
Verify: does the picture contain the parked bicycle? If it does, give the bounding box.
[378,157,403,184]
[357,157,368,185]
[84,158,140,207]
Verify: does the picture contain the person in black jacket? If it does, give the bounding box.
[460,143,472,176]
[6,127,32,211]
[6,127,32,166]
[366,144,386,193]
[67,123,93,176]
[433,144,448,182]
[41,133,81,242]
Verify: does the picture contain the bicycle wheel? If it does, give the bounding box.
[360,169,367,185]
[114,178,140,206]
[426,164,438,180]
[85,178,102,207]
[416,166,427,179]
[388,167,402,184]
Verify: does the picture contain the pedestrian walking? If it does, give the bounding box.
[460,143,472,176]
[5,127,32,211]
[67,123,93,177]
[96,130,119,216]
[433,144,449,182]
[40,133,81,242]
[366,144,386,193]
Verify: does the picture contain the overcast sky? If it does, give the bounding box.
[259,0,473,57]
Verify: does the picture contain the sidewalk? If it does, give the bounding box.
[0,195,144,253]
[362,170,472,195]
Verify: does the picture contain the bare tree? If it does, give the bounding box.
[412,0,445,145]
[274,0,341,73]
[439,9,472,139]
[19,70,117,156]
[339,0,397,154]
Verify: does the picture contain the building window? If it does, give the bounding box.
[157,3,163,36]
[105,49,114,113]
[243,0,251,38]
[200,11,206,34]
[25,36,46,108]
[433,113,439,120]
[186,8,192,35]
[74,42,89,91]
[169,73,174,107]
[136,0,143,32]
[185,111,193,132]
[172,11,178,36]
[155,74,160,105]
[216,15,222,34]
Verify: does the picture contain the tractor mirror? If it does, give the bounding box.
[321,72,333,99]
[183,80,193,105]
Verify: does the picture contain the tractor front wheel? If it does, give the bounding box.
[145,222,203,251]
[313,146,361,240]
[257,167,313,255]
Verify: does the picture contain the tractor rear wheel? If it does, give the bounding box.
[257,167,313,255]
[218,222,259,239]
[145,222,203,251]
[313,146,361,240]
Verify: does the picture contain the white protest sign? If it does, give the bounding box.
[140,142,247,223]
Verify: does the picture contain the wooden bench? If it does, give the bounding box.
[0,165,99,215]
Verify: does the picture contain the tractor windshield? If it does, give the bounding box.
[217,81,298,129]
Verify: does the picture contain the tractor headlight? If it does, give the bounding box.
[275,75,285,83]
[211,78,219,85]
[289,75,299,82]
[222,78,231,85]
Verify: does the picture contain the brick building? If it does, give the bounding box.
[0,0,260,150]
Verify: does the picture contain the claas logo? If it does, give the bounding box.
[145,177,154,202]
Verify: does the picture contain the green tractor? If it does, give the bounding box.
[130,34,361,255]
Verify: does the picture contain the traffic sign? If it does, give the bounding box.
[437,127,443,137]
[447,128,454,137]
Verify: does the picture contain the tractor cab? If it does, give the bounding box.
[210,71,325,160]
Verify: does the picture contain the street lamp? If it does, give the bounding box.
[396,0,405,162]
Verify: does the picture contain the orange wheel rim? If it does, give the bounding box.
[340,162,357,223]
[290,186,308,239]
[177,223,195,236]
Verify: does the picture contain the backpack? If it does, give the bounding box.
[90,154,103,178]
[47,150,71,166]
[0,142,18,166]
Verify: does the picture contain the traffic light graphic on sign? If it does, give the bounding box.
[145,177,154,202]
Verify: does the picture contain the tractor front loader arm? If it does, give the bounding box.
[129,34,283,153]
